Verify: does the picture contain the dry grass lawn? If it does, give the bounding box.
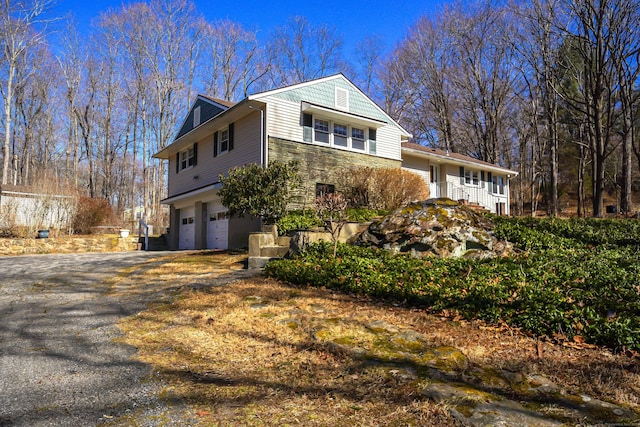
[111,252,640,426]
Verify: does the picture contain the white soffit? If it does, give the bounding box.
[301,101,386,129]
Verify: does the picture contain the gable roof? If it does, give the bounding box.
[174,95,232,140]
[158,74,412,159]
[402,142,518,176]
[249,73,412,139]
[199,95,236,109]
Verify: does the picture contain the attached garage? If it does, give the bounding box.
[179,207,196,250]
[207,202,228,250]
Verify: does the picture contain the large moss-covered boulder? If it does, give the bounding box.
[355,198,512,259]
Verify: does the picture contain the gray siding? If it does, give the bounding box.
[175,98,227,139]
[228,216,261,250]
[168,111,262,198]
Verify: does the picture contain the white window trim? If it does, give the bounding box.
[314,119,330,144]
[217,127,230,155]
[193,106,201,128]
[351,127,366,151]
[178,146,195,172]
[492,175,506,195]
[464,169,480,186]
[311,117,368,153]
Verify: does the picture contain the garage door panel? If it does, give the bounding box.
[179,207,195,250]
[207,203,228,250]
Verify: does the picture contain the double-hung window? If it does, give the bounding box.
[304,113,373,153]
[333,123,348,147]
[351,127,365,150]
[492,175,505,195]
[314,119,330,143]
[465,169,479,186]
[214,123,234,157]
[179,146,196,171]
[219,128,229,153]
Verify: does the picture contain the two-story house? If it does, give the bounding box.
[155,74,518,250]
[154,74,411,250]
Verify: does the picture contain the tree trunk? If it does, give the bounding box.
[577,144,585,218]
[2,66,15,185]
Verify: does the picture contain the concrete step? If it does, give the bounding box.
[139,235,169,251]
[260,245,289,258]
[277,236,291,247]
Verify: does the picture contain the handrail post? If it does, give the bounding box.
[138,219,149,251]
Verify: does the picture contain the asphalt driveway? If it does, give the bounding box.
[0,252,196,426]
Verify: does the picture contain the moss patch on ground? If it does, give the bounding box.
[112,252,640,426]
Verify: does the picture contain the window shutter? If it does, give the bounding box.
[193,143,198,166]
[459,167,465,185]
[368,128,377,154]
[228,123,234,151]
[302,113,313,142]
[176,153,179,174]
[481,171,485,188]
[213,131,218,157]
[488,172,493,193]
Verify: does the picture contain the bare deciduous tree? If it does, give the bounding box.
[562,0,632,217]
[201,19,266,100]
[267,16,346,87]
[0,0,51,185]
[512,0,568,216]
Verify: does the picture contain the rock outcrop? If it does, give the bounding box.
[355,198,512,259]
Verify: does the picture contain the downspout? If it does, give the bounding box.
[506,174,511,216]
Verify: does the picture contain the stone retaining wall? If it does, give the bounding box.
[0,234,139,256]
[269,137,401,209]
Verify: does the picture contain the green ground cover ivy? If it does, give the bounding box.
[265,217,640,352]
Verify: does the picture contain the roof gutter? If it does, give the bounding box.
[402,146,519,177]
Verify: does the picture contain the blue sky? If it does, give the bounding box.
[53,0,448,55]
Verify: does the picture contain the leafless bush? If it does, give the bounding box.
[71,197,114,234]
[338,167,430,210]
[0,198,18,236]
[314,192,348,257]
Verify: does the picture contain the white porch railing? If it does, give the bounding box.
[444,182,508,214]
[138,219,149,251]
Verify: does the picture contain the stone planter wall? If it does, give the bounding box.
[0,234,139,256]
[247,222,373,268]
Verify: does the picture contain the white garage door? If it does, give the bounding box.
[179,207,195,250]
[207,203,228,250]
